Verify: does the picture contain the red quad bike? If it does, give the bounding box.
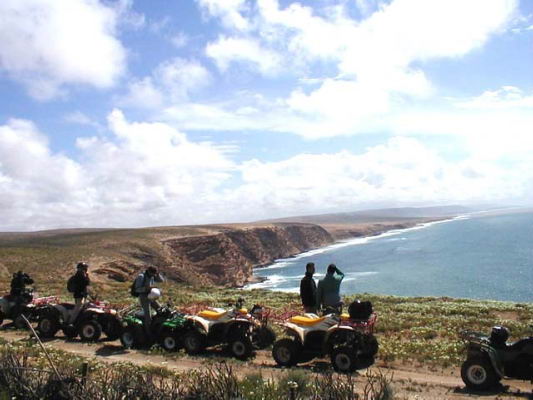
[37,296,122,342]
[0,289,58,329]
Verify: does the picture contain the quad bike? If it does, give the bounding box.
[37,296,122,342]
[460,326,533,390]
[272,300,378,373]
[120,304,193,351]
[0,289,59,329]
[184,298,276,360]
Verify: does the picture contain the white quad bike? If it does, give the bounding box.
[0,289,57,329]
[272,305,378,373]
[37,296,122,342]
[183,298,276,360]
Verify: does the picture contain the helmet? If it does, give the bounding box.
[77,262,89,270]
[147,288,161,300]
[490,326,509,347]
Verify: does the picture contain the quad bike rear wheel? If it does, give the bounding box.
[79,320,102,342]
[183,330,207,355]
[253,326,276,349]
[37,313,60,338]
[461,357,500,390]
[229,334,253,360]
[331,345,358,373]
[272,338,301,367]
[159,328,179,352]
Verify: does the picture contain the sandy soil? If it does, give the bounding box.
[1,329,531,399]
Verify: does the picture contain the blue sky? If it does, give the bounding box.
[0,0,532,230]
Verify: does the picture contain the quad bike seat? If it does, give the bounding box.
[289,315,327,326]
[198,309,227,320]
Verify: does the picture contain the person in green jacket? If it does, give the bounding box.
[316,264,344,314]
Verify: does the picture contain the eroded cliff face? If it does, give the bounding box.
[162,224,333,287]
[90,224,333,287]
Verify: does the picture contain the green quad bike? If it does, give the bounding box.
[120,305,194,351]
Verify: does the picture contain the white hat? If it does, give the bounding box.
[147,288,161,300]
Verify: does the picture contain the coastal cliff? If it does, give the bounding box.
[162,224,333,286]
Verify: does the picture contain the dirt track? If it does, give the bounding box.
[1,329,532,400]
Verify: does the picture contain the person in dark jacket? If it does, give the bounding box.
[300,262,317,313]
[9,271,34,316]
[68,262,91,324]
[10,271,34,297]
[316,264,344,314]
[133,266,164,334]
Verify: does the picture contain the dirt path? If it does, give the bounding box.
[1,329,531,399]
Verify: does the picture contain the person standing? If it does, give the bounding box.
[299,262,317,313]
[67,262,90,325]
[9,271,34,317]
[133,266,164,333]
[316,264,345,314]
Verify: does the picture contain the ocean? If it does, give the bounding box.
[247,210,533,302]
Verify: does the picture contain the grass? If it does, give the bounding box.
[0,339,393,400]
[3,274,531,368]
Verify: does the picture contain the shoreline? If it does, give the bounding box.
[246,215,462,290]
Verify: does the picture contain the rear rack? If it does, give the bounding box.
[340,312,378,334]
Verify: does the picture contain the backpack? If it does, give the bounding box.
[130,274,146,298]
[67,275,77,293]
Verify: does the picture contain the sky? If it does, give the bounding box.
[0,0,532,231]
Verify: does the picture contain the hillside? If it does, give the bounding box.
[0,206,460,290]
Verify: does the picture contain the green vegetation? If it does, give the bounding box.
[0,339,392,399]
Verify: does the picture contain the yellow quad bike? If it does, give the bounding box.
[272,301,378,373]
[184,298,276,360]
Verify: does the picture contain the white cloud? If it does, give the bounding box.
[119,58,211,109]
[0,111,236,230]
[171,32,189,48]
[0,0,127,100]
[455,86,533,109]
[206,36,282,75]
[2,114,533,230]
[196,0,251,31]
[226,137,525,219]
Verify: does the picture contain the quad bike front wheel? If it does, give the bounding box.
[183,330,207,355]
[13,314,29,330]
[461,357,501,390]
[331,346,358,373]
[79,320,102,342]
[120,326,136,349]
[37,313,60,338]
[229,334,253,360]
[272,338,301,367]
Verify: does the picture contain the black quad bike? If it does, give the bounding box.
[120,305,193,351]
[184,298,276,360]
[272,300,378,373]
[37,297,122,342]
[460,326,533,390]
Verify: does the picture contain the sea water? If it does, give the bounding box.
[247,211,533,302]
